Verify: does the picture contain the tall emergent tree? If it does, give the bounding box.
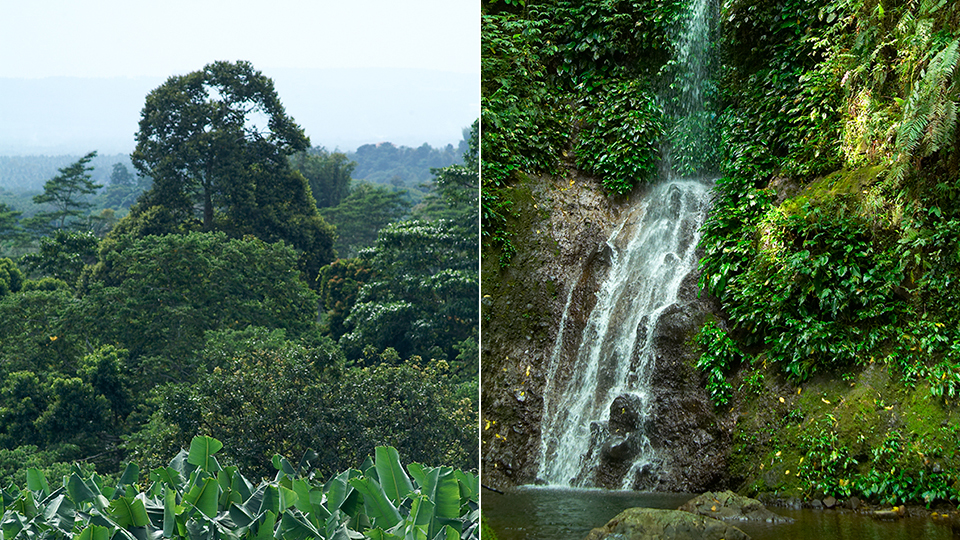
[28,151,102,233]
[130,60,335,281]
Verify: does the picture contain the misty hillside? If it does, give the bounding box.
[0,153,132,192]
[0,136,468,194]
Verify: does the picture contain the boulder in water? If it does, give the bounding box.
[584,508,750,540]
[678,491,793,523]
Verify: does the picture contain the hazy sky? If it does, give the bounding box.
[1,0,478,78]
[0,0,479,154]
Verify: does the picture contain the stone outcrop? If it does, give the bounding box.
[679,491,794,523]
[481,172,626,488]
[584,508,750,540]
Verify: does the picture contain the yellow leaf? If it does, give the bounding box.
[779,397,785,403]
[822,398,831,404]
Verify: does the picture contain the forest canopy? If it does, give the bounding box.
[0,61,478,488]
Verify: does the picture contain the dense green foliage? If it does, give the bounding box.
[480,0,690,263]
[701,0,960,382]
[691,0,960,506]
[290,149,355,210]
[20,230,99,286]
[0,62,478,492]
[0,257,23,296]
[320,183,412,258]
[694,321,742,406]
[339,220,478,365]
[0,436,479,540]
[101,162,148,210]
[124,331,475,481]
[317,258,375,341]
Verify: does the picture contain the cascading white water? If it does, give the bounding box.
[535,0,717,488]
[537,180,712,487]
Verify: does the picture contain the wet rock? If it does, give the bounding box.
[679,491,794,523]
[602,436,633,461]
[784,498,802,510]
[766,175,802,206]
[870,507,905,520]
[822,496,837,509]
[643,391,727,490]
[609,393,644,433]
[810,499,823,510]
[845,496,860,510]
[652,303,697,346]
[585,508,750,540]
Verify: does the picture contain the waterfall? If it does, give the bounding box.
[535,0,717,488]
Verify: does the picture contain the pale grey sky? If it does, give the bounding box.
[0,0,479,154]
[1,0,478,78]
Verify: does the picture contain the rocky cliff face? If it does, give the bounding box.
[481,170,732,491]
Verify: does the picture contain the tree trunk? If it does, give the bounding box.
[203,184,214,231]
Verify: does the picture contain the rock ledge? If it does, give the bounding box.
[679,490,794,523]
[584,507,750,540]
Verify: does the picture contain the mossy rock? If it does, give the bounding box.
[585,508,750,540]
[782,165,886,214]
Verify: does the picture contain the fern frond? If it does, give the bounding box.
[893,37,960,172]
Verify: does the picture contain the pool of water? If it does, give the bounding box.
[481,487,957,540]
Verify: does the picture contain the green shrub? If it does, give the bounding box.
[695,321,743,406]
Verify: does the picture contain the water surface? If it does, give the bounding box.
[482,487,956,540]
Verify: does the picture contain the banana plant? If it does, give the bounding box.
[0,437,478,540]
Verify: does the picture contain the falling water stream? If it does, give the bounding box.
[536,0,717,488]
[537,180,712,487]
